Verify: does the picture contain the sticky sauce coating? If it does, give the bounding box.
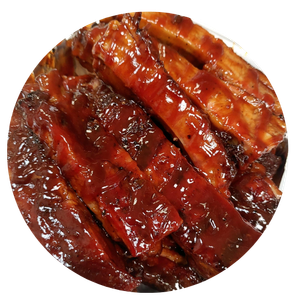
[19,75,182,257]
[62,74,262,278]
[7,105,141,291]
[94,18,236,196]
[156,41,286,167]
[8,12,287,292]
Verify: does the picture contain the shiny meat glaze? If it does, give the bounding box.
[230,170,282,232]
[155,41,286,167]
[18,77,182,257]
[71,23,136,100]
[93,16,236,197]
[8,11,287,292]
[70,23,286,173]
[62,74,262,278]
[7,104,141,291]
[137,12,283,118]
[127,255,202,291]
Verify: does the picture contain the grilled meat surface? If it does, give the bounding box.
[8,104,141,291]
[8,12,287,292]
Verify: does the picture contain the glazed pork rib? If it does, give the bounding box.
[154,41,286,167]
[61,73,262,278]
[71,20,286,170]
[18,74,182,258]
[71,23,135,99]
[9,12,287,291]
[13,82,202,291]
[127,254,202,291]
[93,16,236,196]
[70,18,278,236]
[229,163,282,232]
[137,12,283,118]
[7,104,141,291]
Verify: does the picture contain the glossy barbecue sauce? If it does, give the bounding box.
[138,12,283,118]
[71,24,108,71]
[66,74,262,279]
[156,42,286,167]
[94,16,236,196]
[7,104,141,291]
[230,170,281,232]
[19,71,182,258]
[139,12,224,65]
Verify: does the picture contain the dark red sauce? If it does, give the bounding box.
[156,42,286,168]
[19,71,182,257]
[230,171,280,232]
[7,105,140,291]
[93,17,236,195]
[64,74,262,279]
[171,14,195,40]
[138,12,283,118]
[199,34,224,63]
[8,12,286,292]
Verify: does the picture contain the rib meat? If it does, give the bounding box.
[18,73,182,257]
[71,23,142,100]
[230,165,282,232]
[8,11,287,291]
[137,12,283,118]
[7,104,141,291]
[127,255,202,291]
[154,41,286,167]
[62,73,262,278]
[93,16,236,196]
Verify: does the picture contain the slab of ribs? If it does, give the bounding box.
[7,12,287,292]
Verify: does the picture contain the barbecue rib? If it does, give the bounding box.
[60,73,262,278]
[230,165,282,232]
[18,72,182,257]
[154,41,286,167]
[71,23,136,99]
[93,15,236,196]
[70,18,286,170]
[137,12,283,118]
[8,11,287,292]
[7,104,141,291]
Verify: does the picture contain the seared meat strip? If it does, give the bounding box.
[154,41,286,167]
[93,15,236,196]
[71,23,142,100]
[230,165,282,232]
[127,255,202,292]
[7,104,141,291]
[137,12,283,118]
[18,74,182,257]
[61,74,262,279]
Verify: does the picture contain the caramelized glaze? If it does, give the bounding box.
[138,12,283,118]
[155,41,286,167]
[7,104,140,291]
[19,71,182,257]
[63,74,262,278]
[94,17,236,196]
